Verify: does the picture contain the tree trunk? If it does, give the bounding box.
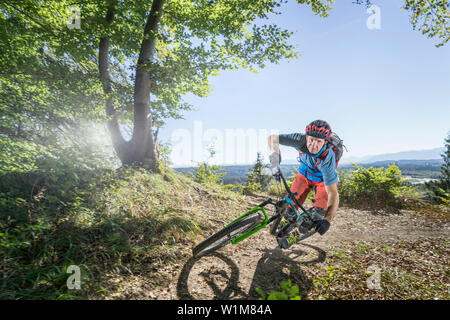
[98,1,165,172]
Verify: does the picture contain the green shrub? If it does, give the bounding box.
[239,182,260,195]
[222,183,243,193]
[256,280,301,300]
[338,164,404,212]
[190,162,226,185]
[398,181,426,201]
[424,132,449,205]
[0,132,118,299]
[427,187,449,206]
[245,152,272,192]
[0,135,115,224]
[189,144,226,185]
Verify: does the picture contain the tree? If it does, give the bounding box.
[355,0,450,47]
[439,133,450,190]
[191,144,226,184]
[246,152,272,191]
[0,0,334,171]
[425,132,450,205]
[403,0,450,47]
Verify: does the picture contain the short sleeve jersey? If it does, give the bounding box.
[278,133,339,186]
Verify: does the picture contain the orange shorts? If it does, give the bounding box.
[289,173,329,211]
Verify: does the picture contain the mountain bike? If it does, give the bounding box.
[192,168,325,258]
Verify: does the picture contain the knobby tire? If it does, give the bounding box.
[192,213,263,258]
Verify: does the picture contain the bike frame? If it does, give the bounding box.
[226,169,310,245]
[226,204,269,244]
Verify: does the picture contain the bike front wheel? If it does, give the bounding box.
[192,213,264,258]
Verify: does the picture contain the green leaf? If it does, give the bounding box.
[267,292,288,300]
[289,285,300,298]
[255,287,266,300]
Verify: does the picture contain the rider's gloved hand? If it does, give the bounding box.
[313,219,330,235]
[269,152,281,169]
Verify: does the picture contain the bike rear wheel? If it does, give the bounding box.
[192,213,264,258]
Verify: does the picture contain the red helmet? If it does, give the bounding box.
[305,120,332,140]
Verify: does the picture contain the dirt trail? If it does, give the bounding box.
[118,202,450,300]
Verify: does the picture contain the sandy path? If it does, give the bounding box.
[149,206,449,300]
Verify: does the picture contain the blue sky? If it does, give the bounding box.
[158,0,450,167]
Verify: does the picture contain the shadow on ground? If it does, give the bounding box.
[176,243,326,300]
[177,252,247,299]
[248,243,326,299]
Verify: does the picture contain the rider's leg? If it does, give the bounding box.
[278,174,314,249]
[311,181,328,211]
[289,173,311,208]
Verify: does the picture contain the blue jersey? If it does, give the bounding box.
[279,133,339,186]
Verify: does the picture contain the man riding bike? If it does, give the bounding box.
[267,120,340,249]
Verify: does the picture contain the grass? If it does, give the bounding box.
[400,196,450,222]
[2,163,448,300]
[0,165,247,299]
[306,239,450,300]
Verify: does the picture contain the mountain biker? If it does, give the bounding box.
[267,120,340,248]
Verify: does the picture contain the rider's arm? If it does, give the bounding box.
[268,133,306,152]
[267,134,280,154]
[324,183,339,223]
[317,150,339,223]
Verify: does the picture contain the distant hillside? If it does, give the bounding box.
[173,159,443,185]
[341,159,443,182]
[174,164,298,185]
[340,159,443,170]
[340,147,444,164]
[280,147,444,165]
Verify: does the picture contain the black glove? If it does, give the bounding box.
[313,219,330,235]
[269,152,281,169]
